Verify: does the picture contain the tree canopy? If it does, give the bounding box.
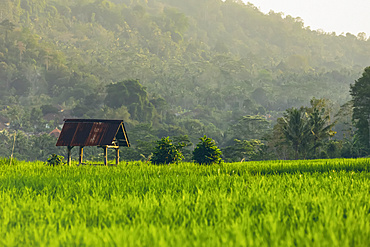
[0,0,368,161]
[350,67,370,152]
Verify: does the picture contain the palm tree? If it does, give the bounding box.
[308,107,336,157]
[282,108,310,160]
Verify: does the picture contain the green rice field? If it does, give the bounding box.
[0,158,369,246]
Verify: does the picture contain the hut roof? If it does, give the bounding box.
[49,128,61,138]
[56,119,130,147]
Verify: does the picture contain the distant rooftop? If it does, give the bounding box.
[49,128,61,138]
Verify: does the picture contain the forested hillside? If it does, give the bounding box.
[0,0,369,161]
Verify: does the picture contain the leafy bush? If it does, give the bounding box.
[46,154,64,166]
[151,137,184,165]
[193,135,222,165]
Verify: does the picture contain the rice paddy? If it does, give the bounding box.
[0,158,369,246]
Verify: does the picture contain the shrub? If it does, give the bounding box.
[193,135,222,165]
[151,137,184,165]
[46,154,64,166]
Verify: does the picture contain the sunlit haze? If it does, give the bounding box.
[245,0,370,36]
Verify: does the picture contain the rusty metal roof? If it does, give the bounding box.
[56,119,130,147]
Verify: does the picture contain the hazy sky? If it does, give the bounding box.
[244,0,370,36]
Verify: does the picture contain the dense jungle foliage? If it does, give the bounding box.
[0,0,369,161]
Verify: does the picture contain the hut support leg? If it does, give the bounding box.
[67,146,73,166]
[104,146,108,166]
[79,146,84,165]
[115,148,119,166]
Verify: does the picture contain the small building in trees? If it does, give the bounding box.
[49,128,61,138]
[56,119,130,165]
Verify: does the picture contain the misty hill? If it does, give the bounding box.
[0,0,368,136]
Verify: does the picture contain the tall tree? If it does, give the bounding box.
[307,106,336,157]
[282,108,310,160]
[105,79,156,123]
[350,67,370,153]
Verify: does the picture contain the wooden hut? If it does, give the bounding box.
[56,119,130,166]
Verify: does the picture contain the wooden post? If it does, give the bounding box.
[67,146,73,166]
[103,146,108,166]
[115,148,119,166]
[79,146,84,165]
